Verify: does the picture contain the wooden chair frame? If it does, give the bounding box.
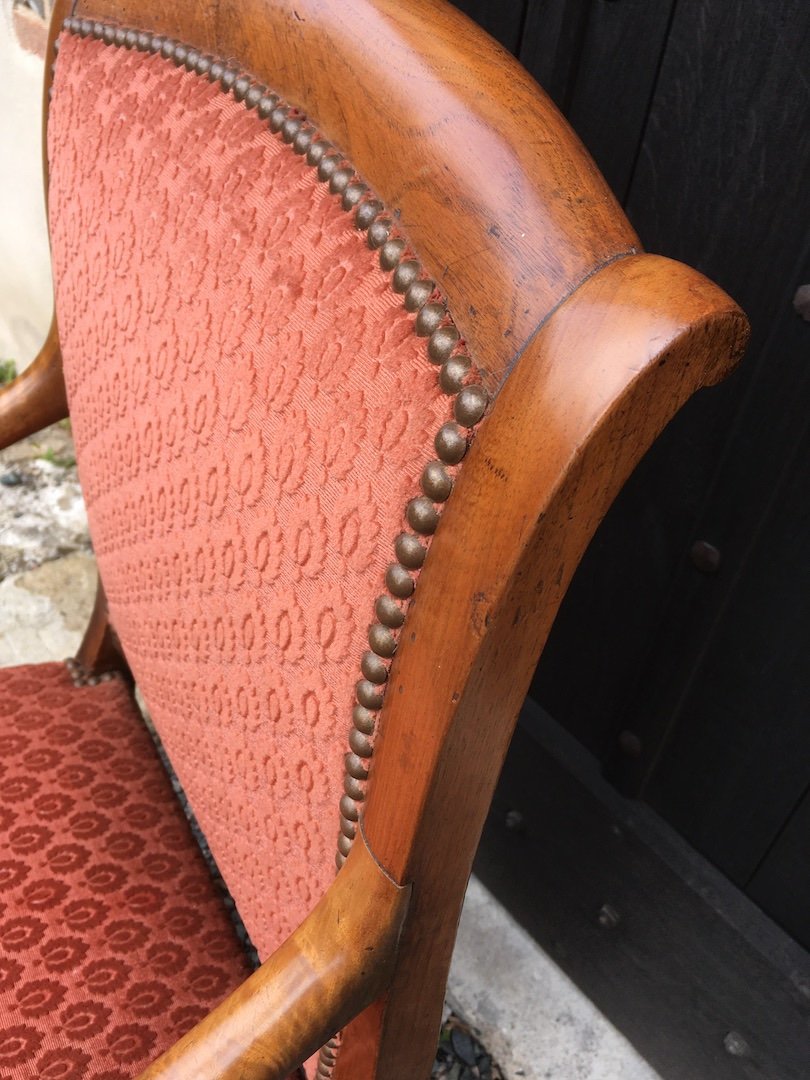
[0,1,749,1077]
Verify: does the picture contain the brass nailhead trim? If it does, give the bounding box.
[57,23,491,1074]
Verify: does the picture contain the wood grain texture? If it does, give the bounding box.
[345,253,748,1078]
[0,319,68,447]
[71,0,639,390]
[135,833,410,1080]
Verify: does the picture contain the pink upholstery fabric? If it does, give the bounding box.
[0,663,252,1078]
[48,35,455,956]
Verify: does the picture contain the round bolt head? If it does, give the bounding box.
[317,153,341,181]
[428,325,460,364]
[416,302,445,337]
[340,794,360,822]
[114,27,127,47]
[103,24,116,45]
[340,814,358,839]
[352,705,376,736]
[184,48,200,71]
[375,594,405,629]
[233,75,251,101]
[329,167,354,195]
[395,532,427,570]
[124,29,139,49]
[617,730,642,758]
[356,679,384,710]
[337,832,353,857]
[344,773,365,800]
[349,728,373,758]
[220,67,238,91]
[597,903,621,929]
[208,59,225,82]
[723,1032,751,1058]
[361,650,388,684]
[345,751,370,781]
[379,238,405,270]
[195,54,213,76]
[455,383,489,427]
[392,260,420,294]
[406,496,440,535]
[356,200,383,231]
[342,182,367,210]
[173,43,189,66]
[404,279,434,313]
[160,39,176,59]
[269,105,289,132]
[335,851,346,871]
[690,539,721,574]
[245,84,264,109]
[136,31,151,51]
[368,623,397,659]
[440,355,471,394]
[306,139,332,165]
[293,127,314,154]
[435,421,467,465]
[281,117,302,143]
[421,460,453,502]
[257,93,279,118]
[385,562,415,598]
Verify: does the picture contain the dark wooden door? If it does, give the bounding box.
[451,0,810,950]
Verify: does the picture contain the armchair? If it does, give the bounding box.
[0,1,749,1077]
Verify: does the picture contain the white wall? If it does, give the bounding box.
[0,2,53,371]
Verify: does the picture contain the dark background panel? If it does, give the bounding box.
[449,0,810,954]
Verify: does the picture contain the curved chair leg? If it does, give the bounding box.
[73,576,132,682]
[0,317,68,448]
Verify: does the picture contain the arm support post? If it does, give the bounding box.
[136,832,410,1080]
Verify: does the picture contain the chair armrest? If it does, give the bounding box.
[136,831,410,1080]
[0,318,68,449]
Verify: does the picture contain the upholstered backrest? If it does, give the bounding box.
[48,27,487,958]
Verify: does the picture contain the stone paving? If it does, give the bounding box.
[0,422,96,667]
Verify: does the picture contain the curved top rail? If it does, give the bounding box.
[68,0,639,386]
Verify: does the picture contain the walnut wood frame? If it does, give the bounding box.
[0,1,750,1077]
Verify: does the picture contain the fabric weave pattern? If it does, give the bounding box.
[0,662,252,1079]
[48,33,454,958]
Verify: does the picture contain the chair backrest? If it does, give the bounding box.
[43,1,749,1076]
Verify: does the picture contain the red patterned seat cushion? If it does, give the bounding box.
[0,662,253,1079]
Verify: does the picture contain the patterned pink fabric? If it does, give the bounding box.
[0,663,253,1079]
[48,34,454,956]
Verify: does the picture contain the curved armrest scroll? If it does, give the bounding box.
[136,832,410,1080]
[0,319,68,449]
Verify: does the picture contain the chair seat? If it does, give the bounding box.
[0,662,253,1079]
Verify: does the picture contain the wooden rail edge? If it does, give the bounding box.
[337,253,750,1078]
[0,319,68,449]
[135,832,410,1080]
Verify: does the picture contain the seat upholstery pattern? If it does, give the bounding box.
[48,32,464,956]
[0,663,253,1079]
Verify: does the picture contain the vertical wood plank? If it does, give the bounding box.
[566,0,677,200]
[449,0,528,55]
[518,0,592,109]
